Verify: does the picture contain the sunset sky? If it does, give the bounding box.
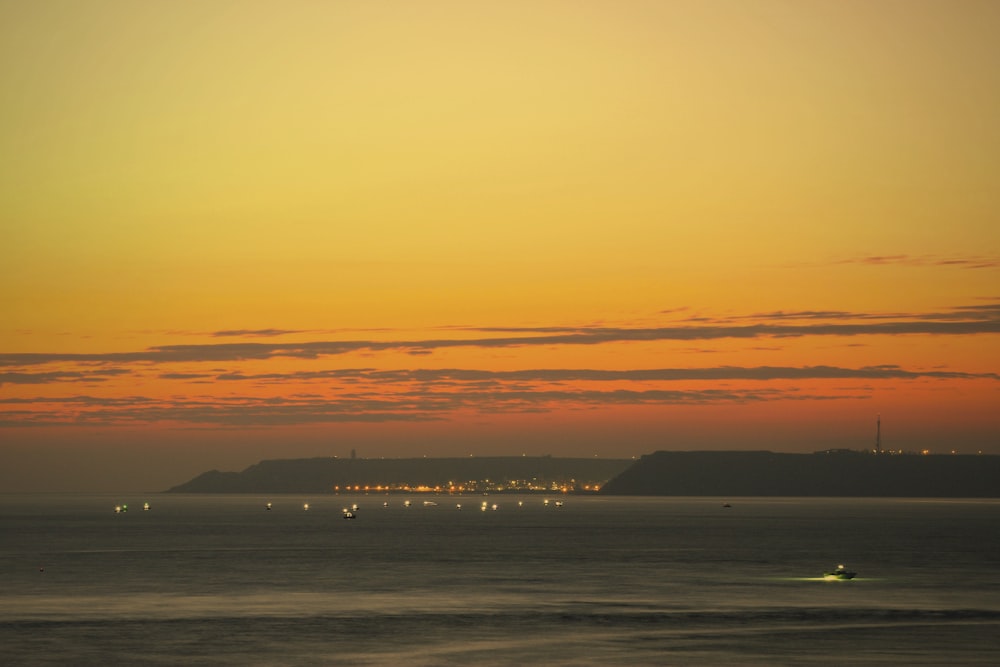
[2,1,998,492]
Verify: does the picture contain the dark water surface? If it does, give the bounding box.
[2,495,998,665]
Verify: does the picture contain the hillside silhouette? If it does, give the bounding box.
[600,450,1000,497]
[167,456,631,494]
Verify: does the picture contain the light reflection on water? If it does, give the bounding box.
[2,495,999,665]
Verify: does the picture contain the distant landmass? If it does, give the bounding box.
[167,451,1000,497]
[166,456,632,494]
[599,450,1000,497]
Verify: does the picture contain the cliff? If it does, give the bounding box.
[599,450,1000,497]
[166,456,632,493]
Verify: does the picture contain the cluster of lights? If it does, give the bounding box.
[873,448,980,456]
[113,502,151,514]
[330,478,602,493]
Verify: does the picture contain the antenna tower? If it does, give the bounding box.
[875,415,881,453]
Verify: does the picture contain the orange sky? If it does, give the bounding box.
[2,1,998,492]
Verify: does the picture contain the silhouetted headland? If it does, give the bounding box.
[599,450,1000,497]
[166,456,632,494]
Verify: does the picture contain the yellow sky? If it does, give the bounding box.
[1,1,998,491]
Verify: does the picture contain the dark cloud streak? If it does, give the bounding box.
[0,369,131,385]
[2,302,998,367]
[209,365,999,384]
[0,385,861,428]
[211,329,305,338]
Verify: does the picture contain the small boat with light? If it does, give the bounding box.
[823,564,856,580]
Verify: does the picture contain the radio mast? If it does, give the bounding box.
[875,415,882,454]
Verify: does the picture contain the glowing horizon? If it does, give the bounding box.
[2,1,998,491]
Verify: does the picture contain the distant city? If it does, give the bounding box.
[331,480,601,494]
[166,456,631,495]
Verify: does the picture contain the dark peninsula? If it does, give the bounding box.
[166,456,632,494]
[599,450,1000,497]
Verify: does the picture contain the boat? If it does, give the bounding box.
[823,564,856,580]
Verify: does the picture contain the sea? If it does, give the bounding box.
[2,494,998,666]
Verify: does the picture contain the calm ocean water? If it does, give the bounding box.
[2,494,998,665]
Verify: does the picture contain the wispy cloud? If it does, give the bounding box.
[5,349,995,426]
[0,369,130,385]
[834,254,1000,270]
[0,383,863,428]
[211,329,307,338]
[2,301,998,367]
[206,365,1000,384]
